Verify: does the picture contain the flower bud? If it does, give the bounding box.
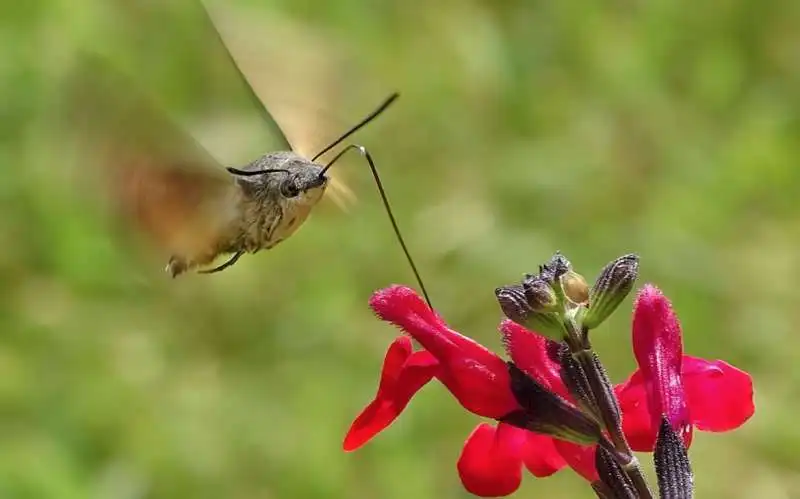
[654,416,694,498]
[495,285,567,341]
[503,362,602,446]
[562,270,589,305]
[495,285,532,324]
[522,276,559,312]
[526,311,569,342]
[583,254,639,329]
[594,446,636,498]
[539,252,571,283]
[557,344,599,419]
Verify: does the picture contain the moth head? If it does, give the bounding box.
[279,163,329,206]
[234,151,329,208]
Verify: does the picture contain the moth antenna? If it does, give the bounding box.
[227,167,290,177]
[311,93,399,162]
[321,144,433,309]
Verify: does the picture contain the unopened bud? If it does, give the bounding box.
[504,362,602,446]
[495,285,532,324]
[562,270,589,305]
[539,252,571,283]
[526,311,569,342]
[522,276,559,312]
[654,416,694,498]
[583,254,640,329]
[594,446,636,498]
[495,284,567,341]
[557,345,599,419]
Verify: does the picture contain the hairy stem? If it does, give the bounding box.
[566,322,653,499]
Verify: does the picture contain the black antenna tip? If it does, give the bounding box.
[379,92,400,111]
[311,92,402,162]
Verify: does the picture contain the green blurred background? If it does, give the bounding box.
[2,0,798,497]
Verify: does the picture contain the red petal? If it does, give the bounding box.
[376,336,414,394]
[631,285,691,445]
[343,337,439,451]
[683,355,755,432]
[615,376,660,451]
[343,398,396,452]
[370,286,444,336]
[370,286,518,419]
[521,432,567,477]
[441,358,518,419]
[617,353,755,451]
[499,320,567,397]
[457,423,525,497]
[552,440,599,482]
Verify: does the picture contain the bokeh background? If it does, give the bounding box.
[2,0,798,497]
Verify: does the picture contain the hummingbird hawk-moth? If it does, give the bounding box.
[59,0,430,303]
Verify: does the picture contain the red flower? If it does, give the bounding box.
[503,283,755,479]
[343,284,755,497]
[616,284,755,451]
[344,285,555,496]
[343,335,438,452]
[499,319,600,482]
[364,285,519,419]
[457,422,566,496]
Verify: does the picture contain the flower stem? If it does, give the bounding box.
[566,323,654,499]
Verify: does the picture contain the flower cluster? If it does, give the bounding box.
[343,253,754,497]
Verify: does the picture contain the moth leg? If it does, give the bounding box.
[166,256,189,278]
[198,251,244,274]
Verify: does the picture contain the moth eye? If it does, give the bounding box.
[280,178,300,198]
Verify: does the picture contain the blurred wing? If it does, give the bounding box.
[199,1,357,207]
[87,0,292,160]
[187,0,293,152]
[201,0,341,157]
[60,52,237,260]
